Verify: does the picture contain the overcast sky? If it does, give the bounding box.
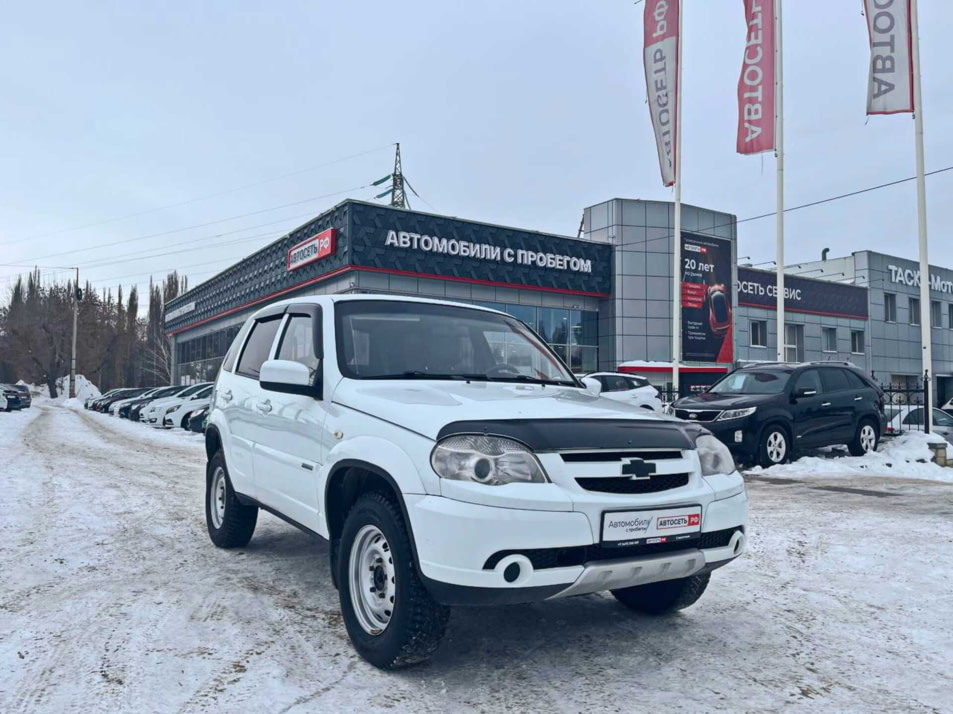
[1,1,951,310]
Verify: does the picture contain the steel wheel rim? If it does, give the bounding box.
[860,425,876,453]
[767,431,787,463]
[210,466,226,529]
[348,525,396,636]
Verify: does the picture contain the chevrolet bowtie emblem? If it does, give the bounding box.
[621,458,657,480]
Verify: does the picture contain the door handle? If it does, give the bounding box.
[821,402,832,407]
[259,399,273,414]
[221,389,233,403]
[854,396,863,401]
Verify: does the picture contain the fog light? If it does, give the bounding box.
[734,430,744,443]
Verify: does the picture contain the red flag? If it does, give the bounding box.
[643,0,680,186]
[736,0,775,154]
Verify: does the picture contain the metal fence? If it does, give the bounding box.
[880,383,933,436]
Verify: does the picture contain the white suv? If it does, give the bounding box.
[205,296,748,669]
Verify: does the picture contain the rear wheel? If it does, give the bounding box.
[848,419,879,456]
[205,451,257,548]
[338,493,450,669]
[611,574,711,614]
[758,425,790,468]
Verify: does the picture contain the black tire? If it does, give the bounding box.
[205,450,257,548]
[848,418,880,457]
[338,492,450,670]
[758,424,791,468]
[611,573,711,614]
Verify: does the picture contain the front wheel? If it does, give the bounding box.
[758,425,790,468]
[848,419,879,456]
[611,574,711,614]
[338,493,450,670]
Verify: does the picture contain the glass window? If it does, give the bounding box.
[822,327,837,353]
[851,330,865,354]
[570,310,598,346]
[949,304,953,329]
[903,408,925,426]
[277,315,321,381]
[785,324,804,362]
[934,410,953,427]
[793,369,823,395]
[709,369,792,395]
[222,320,254,373]
[910,297,920,325]
[820,368,850,393]
[931,301,942,328]
[236,317,283,379]
[538,308,570,345]
[505,304,537,331]
[603,375,631,392]
[572,346,598,374]
[884,293,897,322]
[335,300,576,384]
[750,320,767,348]
[844,369,867,390]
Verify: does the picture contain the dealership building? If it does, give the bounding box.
[164,197,953,403]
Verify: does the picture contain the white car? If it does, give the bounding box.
[941,398,953,417]
[884,405,953,444]
[161,385,214,429]
[109,387,163,416]
[141,383,212,425]
[581,372,664,411]
[203,295,748,670]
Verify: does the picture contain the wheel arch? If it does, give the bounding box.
[324,460,423,590]
[205,425,223,462]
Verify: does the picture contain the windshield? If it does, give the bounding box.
[709,369,791,395]
[335,300,577,385]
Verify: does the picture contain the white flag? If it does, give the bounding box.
[643,0,680,186]
[865,0,913,114]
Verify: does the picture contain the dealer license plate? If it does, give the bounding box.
[601,506,702,547]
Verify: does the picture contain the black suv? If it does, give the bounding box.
[672,362,885,467]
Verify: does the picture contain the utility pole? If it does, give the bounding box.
[70,267,79,399]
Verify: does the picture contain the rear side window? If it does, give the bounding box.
[820,368,850,393]
[236,317,283,380]
[276,313,321,381]
[844,369,868,390]
[628,376,650,389]
[222,320,254,373]
[603,375,630,392]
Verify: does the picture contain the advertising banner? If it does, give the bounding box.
[680,233,733,363]
[737,267,869,319]
[643,0,680,186]
[736,0,775,154]
[864,0,913,115]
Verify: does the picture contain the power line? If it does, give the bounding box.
[14,184,374,265]
[0,143,393,249]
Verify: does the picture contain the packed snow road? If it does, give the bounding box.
[1,404,951,713]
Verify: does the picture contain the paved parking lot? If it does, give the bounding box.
[1,404,951,713]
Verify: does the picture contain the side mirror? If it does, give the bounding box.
[260,360,319,397]
[581,377,602,395]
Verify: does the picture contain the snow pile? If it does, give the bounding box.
[747,431,953,483]
[31,375,101,403]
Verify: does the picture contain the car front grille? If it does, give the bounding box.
[576,473,689,494]
[675,409,721,422]
[484,527,743,570]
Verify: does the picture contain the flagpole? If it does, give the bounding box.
[910,0,932,433]
[671,0,683,398]
[775,0,785,362]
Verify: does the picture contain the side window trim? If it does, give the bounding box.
[236,314,286,380]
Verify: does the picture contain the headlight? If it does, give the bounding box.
[164,405,177,415]
[695,434,736,476]
[431,435,549,486]
[716,406,757,421]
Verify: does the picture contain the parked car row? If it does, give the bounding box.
[84,383,213,432]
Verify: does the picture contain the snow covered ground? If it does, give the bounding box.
[2,404,952,713]
[747,431,953,483]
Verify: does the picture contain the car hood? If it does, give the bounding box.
[146,396,187,411]
[674,392,780,410]
[332,380,683,441]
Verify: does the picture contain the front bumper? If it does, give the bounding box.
[408,488,748,606]
[701,418,760,458]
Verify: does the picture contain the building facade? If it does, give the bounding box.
[163,198,953,404]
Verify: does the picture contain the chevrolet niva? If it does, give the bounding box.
[204,296,748,669]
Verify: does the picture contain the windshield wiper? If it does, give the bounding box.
[490,374,577,386]
[366,371,493,381]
